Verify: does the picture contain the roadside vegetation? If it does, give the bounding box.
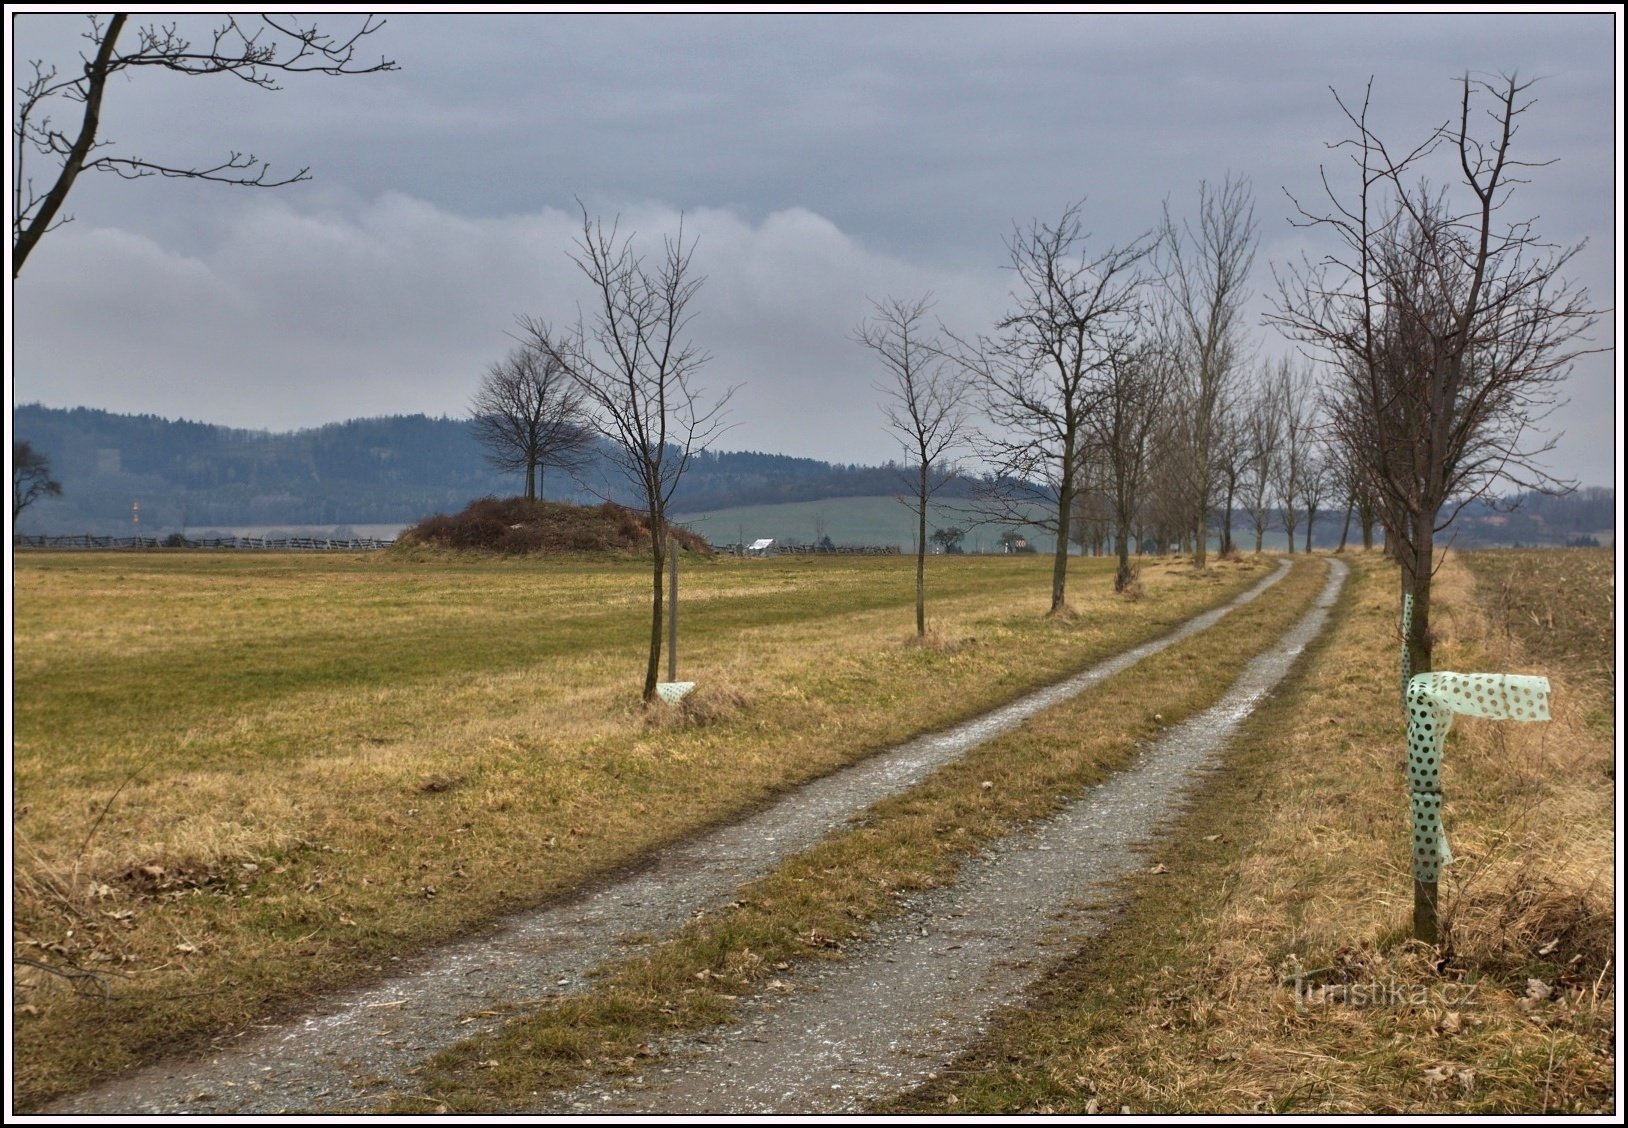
[13,547,1259,1109]
[884,548,1613,1115]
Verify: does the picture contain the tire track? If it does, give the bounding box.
[539,559,1346,1115]
[44,561,1291,1115]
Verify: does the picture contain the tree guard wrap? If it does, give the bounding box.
[1399,592,1413,707]
[1405,672,1551,882]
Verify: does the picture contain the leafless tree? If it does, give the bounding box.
[13,440,63,519]
[1295,439,1333,554]
[1158,175,1258,568]
[13,13,396,278]
[520,207,735,703]
[470,340,594,501]
[1269,73,1598,941]
[1085,330,1174,589]
[855,294,975,637]
[949,202,1152,614]
[1269,359,1320,555]
[1238,373,1283,553]
[1210,394,1250,557]
[1069,448,1113,558]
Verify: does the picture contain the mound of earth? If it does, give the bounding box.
[398,497,711,555]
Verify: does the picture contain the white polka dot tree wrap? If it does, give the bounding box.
[1404,672,1551,882]
[1399,592,1414,706]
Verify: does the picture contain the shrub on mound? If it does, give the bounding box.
[398,497,711,555]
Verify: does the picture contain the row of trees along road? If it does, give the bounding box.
[1268,74,1598,941]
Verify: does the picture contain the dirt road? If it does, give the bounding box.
[43,560,1321,1116]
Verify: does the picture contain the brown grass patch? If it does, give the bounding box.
[884,549,1614,1115]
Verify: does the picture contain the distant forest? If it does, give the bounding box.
[10,404,973,534]
[11,404,1612,546]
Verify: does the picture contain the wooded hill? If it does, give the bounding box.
[10,404,976,535]
[12,404,1612,547]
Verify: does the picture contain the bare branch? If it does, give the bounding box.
[12,13,396,277]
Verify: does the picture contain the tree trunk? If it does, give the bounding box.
[1304,505,1316,553]
[1336,492,1354,553]
[915,465,928,637]
[1403,515,1437,943]
[1050,470,1072,614]
[1115,528,1132,592]
[643,517,665,703]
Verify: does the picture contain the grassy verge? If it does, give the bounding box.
[12,549,1262,1108]
[883,548,1614,1115]
[397,556,1331,1112]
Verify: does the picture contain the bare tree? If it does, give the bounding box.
[1210,393,1250,557]
[950,202,1152,614]
[1158,175,1258,568]
[1069,451,1113,558]
[520,207,735,703]
[855,294,975,637]
[1295,440,1333,553]
[13,440,63,519]
[1086,330,1173,589]
[13,13,396,277]
[1269,73,1598,942]
[470,340,594,501]
[1270,359,1320,555]
[1238,373,1283,553]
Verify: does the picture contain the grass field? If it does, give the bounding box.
[11,546,1264,1109]
[673,494,1048,552]
[884,547,1615,1114]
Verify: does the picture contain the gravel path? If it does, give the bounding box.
[42,561,1291,1116]
[541,559,1347,1115]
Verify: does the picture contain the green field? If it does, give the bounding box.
[673,493,1350,555]
[674,494,1055,551]
[11,546,1266,1108]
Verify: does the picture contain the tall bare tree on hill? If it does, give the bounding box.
[520,206,735,704]
[470,341,594,501]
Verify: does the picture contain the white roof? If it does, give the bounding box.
[748,538,775,550]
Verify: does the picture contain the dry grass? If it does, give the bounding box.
[885,548,1614,1115]
[394,557,1331,1112]
[10,548,1262,1109]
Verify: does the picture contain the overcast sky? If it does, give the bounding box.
[8,7,1620,487]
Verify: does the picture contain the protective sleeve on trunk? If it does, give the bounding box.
[1404,672,1551,882]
